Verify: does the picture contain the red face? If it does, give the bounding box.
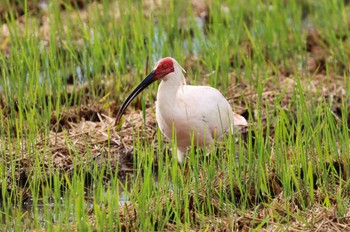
[154,57,175,80]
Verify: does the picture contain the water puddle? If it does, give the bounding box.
[11,175,132,228]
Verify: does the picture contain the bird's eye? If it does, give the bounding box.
[162,64,168,69]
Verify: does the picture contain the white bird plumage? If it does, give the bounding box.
[115,57,247,163]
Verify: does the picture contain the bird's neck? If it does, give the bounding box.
[157,68,186,103]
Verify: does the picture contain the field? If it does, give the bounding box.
[0,0,350,231]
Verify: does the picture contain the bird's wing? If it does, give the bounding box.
[175,85,233,136]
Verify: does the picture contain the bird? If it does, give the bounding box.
[115,57,247,162]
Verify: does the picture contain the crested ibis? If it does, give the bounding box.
[115,57,247,162]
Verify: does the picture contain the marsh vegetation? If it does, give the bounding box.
[0,0,350,230]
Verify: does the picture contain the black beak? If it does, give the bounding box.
[115,70,156,125]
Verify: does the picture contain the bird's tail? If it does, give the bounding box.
[233,113,247,126]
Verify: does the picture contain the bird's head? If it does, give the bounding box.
[115,57,177,125]
[153,57,175,80]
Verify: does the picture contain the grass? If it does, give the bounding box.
[1,0,350,230]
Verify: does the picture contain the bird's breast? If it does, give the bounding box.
[155,100,175,140]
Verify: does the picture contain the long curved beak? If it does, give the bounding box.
[115,70,156,125]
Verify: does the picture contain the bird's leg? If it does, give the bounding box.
[176,146,192,179]
[177,146,187,163]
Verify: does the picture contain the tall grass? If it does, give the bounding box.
[0,0,349,230]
